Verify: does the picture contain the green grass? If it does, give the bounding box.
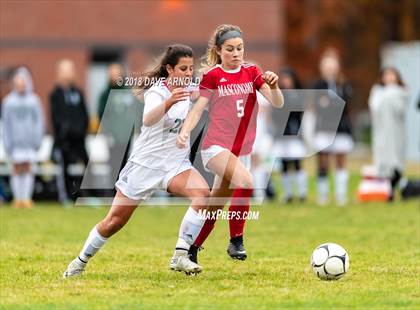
[0,186,419,309]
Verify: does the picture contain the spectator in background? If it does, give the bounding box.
[50,59,89,203]
[0,181,5,202]
[98,63,141,191]
[251,91,273,200]
[272,68,307,203]
[0,107,5,203]
[1,67,44,208]
[368,67,408,201]
[312,49,353,206]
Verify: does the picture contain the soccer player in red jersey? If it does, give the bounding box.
[177,24,284,264]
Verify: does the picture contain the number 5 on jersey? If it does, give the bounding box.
[236,99,244,118]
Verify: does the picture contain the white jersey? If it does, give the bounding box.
[128,83,191,171]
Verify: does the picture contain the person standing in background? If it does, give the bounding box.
[50,59,89,203]
[272,68,308,203]
[312,49,353,206]
[98,63,142,192]
[368,67,408,201]
[2,67,44,208]
[0,109,6,203]
[251,91,274,201]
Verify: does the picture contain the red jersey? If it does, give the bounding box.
[199,63,265,156]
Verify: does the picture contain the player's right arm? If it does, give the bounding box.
[143,88,189,127]
[176,96,209,148]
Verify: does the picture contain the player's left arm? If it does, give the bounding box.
[259,71,284,108]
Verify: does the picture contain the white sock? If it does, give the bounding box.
[252,166,268,199]
[175,207,205,254]
[11,175,22,200]
[281,172,292,200]
[78,226,108,264]
[295,170,308,198]
[335,169,349,205]
[22,173,34,200]
[317,176,329,204]
[174,238,190,257]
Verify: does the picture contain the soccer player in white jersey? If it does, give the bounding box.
[64,44,210,277]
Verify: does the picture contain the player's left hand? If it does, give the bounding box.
[263,71,279,88]
[176,132,189,149]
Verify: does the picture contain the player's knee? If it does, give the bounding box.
[238,172,253,189]
[200,188,211,198]
[191,189,210,206]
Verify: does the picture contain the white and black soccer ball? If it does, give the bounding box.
[311,243,349,280]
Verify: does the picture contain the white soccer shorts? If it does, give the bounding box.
[201,145,251,173]
[115,158,194,201]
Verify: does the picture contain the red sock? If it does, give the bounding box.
[229,188,252,239]
[194,218,216,247]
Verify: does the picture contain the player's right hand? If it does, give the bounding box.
[169,88,189,105]
[176,132,189,148]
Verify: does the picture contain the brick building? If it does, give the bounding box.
[1,0,419,133]
[0,0,283,132]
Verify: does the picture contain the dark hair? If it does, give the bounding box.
[279,67,302,89]
[139,44,194,89]
[378,67,405,87]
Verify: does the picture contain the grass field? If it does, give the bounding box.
[1,176,419,309]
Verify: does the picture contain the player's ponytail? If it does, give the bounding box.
[203,24,242,69]
[138,44,194,90]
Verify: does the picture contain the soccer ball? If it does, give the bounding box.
[311,243,349,280]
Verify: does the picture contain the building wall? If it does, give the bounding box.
[2,0,419,142]
[0,1,283,132]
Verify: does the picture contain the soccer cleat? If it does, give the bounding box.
[227,236,247,260]
[63,257,86,278]
[283,196,293,204]
[317,198,328,206]
[187,245,204,264]
[12,200,23,209]
[299,196,307,203]
[22,200,34,209]
[170,251,203,275]
[336,198,347,207]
